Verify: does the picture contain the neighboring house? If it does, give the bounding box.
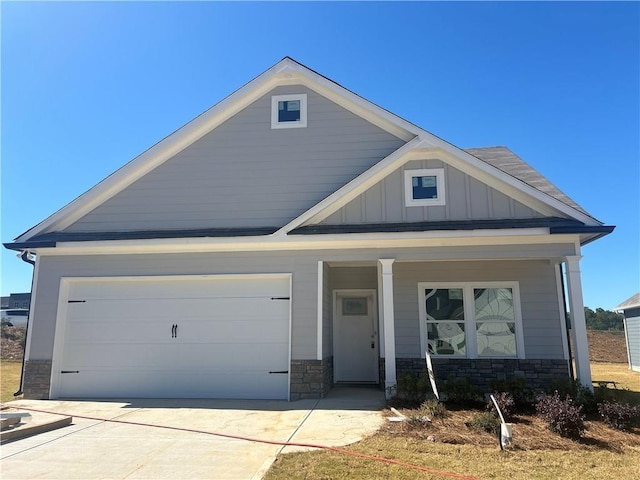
[1,309,29,327]
[614,293,640,373]
[4,58,614,401]
[1,292,31,310]
[0,293,31,327]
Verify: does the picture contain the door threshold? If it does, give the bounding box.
[334,382,379,388]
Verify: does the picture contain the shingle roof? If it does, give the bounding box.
[290,217,604,235]
[464,146,594,220]
[614,293,640,311]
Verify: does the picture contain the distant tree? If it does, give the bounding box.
[584,307,624,331]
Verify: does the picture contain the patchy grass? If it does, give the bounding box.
[1,360,22,403]
[265,436,640,480]
[591,363,640,392]
[266,362,640,480]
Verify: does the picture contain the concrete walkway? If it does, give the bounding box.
[0,387,384,479]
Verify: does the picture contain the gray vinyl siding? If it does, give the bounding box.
[29,243,576,365]
[329,266,378,290]
[64,85,405,233]
[321,159,544,225]
[624,311,640,372]
[322,262,331,358]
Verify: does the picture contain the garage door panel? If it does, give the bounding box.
[68,297,288,321]
[57,276,291,399]
[63,342,289,372]
[174,343,289,369]
[61,343,177,370]
[69,277,289,299]
[59,370,288,399]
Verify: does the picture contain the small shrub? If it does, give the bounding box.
[421,399,447,419]
[442,376,483,405]
[466,412,501,434]
[1,325,26,343]
[392,372,431,407]
[594,385,638,406]
[487,392,515,421]
[548,377,596,414]
[598,401,640,431]
[488,377,536,409]
[405,412,431,429]
[536,392,585,439]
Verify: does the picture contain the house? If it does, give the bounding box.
[4,58,614,401]
[1,292,31,310]
[0,293,31,327]
[614,293,640,373]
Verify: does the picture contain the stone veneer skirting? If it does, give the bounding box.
[290,357,333,400]
[23,358,335,401]
[384,358,571,392]
[23,357,567,401]
[23,359,52,399]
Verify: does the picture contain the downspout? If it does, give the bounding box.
[14,251,36,397]
[558,263,575,380]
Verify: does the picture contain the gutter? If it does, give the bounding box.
[14,251,35,397]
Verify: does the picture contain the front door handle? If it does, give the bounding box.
[171,324,178,338]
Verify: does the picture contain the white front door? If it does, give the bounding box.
[334,290,378,383]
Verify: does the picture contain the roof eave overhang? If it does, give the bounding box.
[548,225,615,246]
[5,228,584,257]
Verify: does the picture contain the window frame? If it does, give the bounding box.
[404,168,446,207]
[418,281,525,359]
[271,94,308,129]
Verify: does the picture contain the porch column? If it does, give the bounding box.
[379,259,396,397]
[564,255,593,390]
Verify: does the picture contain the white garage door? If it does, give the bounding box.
[54,275,291,399]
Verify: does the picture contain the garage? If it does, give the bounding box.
[52,275,291,399]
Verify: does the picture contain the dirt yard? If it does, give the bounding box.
[588,330,628,363]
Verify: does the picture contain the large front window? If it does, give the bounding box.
[419,283,524,358]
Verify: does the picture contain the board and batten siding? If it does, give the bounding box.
[392,260,565,359]
[64,85,405,233]
[320,159,544,225]
[623,308,640,372]
[28,244,575,363]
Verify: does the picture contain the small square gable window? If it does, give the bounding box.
[271,94,307,129]
[404,168,446,206]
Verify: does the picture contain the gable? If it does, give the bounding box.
[63,85,405,232]
[319,157,546,225]
[8,57,609,251]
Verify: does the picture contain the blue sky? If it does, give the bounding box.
[1,1,638,309]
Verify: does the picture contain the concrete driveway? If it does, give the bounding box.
[1,387,384,479]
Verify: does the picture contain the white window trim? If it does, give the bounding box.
[271,94,307,129]
[418,281,525,360]
[404,168,445,207]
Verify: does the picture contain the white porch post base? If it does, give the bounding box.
[379,259,396,398]
[565,255,593,390]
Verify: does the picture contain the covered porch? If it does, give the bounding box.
[301,252,592,399]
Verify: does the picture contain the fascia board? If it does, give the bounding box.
[28,229,583,257]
